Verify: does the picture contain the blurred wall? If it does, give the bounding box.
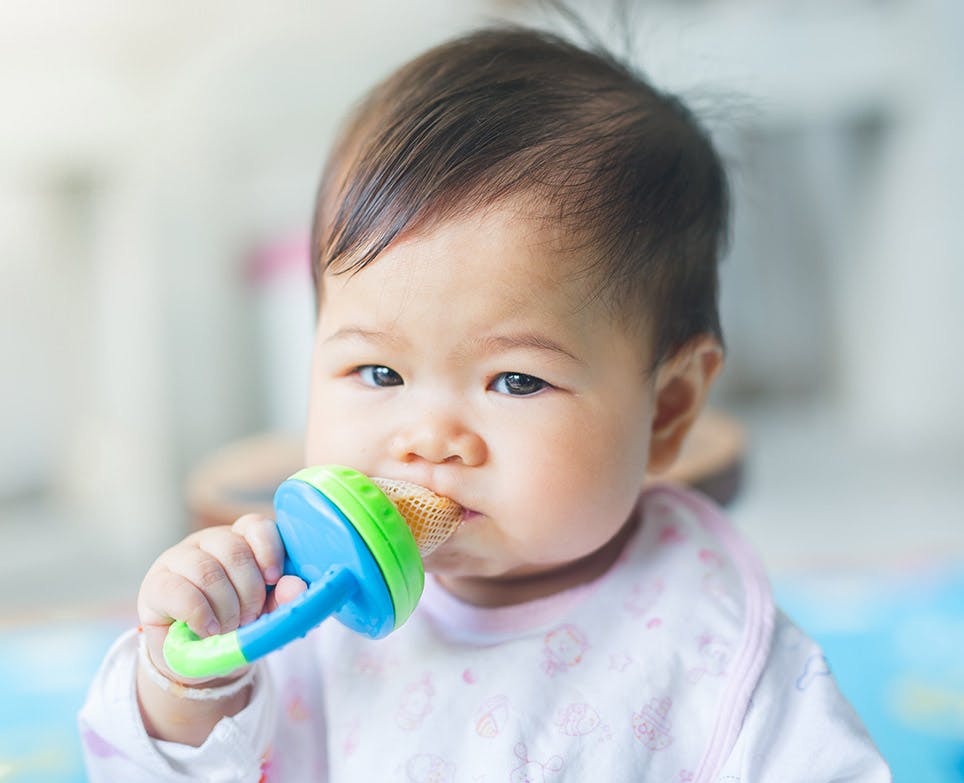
[1,0,962,594]
[0,1,491,585]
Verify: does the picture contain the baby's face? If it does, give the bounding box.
[306,201,656,604]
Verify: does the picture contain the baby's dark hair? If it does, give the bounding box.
[311,26,729,367]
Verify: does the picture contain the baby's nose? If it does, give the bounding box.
[390,414,487,467]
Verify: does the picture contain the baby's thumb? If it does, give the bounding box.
[264,574,308,612]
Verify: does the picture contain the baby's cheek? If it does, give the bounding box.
[532,439,620,504]
[304,422,363,467]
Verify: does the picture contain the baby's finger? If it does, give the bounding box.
[192,528,267,628]
[231,514,285,585]
[264,574,308,612]
[138,563,220,639]
[164,543,242,634]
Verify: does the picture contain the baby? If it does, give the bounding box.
[80,26,890,782]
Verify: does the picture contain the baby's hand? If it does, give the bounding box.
[137,513,307,686]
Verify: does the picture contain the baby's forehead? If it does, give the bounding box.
[328,194,584,275]
[324,198,597,302]
[319,207,651,352]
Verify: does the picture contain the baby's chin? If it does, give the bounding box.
[423,550,552,582]
[420,548,520,584]
[421,547,484,575]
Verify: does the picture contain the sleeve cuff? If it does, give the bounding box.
[79,628,276,783]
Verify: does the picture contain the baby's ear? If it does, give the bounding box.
[647,335,724,475]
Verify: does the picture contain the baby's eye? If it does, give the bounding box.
[355,365,403,387]
[490,372,549,396]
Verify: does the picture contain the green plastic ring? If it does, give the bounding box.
[289,466,424,629]
[162,621,248,679]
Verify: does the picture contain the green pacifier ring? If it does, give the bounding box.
[290,466,424,629]
[162,622,247,679]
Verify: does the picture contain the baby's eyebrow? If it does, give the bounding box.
[323,327,405,347]
[325,326,582,364]
[472,333,583,364]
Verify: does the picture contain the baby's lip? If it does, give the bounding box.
[460,508,481,522]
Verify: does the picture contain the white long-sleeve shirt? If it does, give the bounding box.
[79,484,891,782]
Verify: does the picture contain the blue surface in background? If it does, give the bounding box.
[0,617,130,783]
[2,565,962,782]
[776,564,964,783]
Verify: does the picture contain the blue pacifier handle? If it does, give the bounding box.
[236,565,358,662]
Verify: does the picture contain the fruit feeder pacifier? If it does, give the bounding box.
[163,465,463,679]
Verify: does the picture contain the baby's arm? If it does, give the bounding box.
[720,612,891,781]
[136,514,306,746]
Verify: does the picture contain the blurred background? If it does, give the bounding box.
[1,0,962,780]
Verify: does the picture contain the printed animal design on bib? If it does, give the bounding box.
[624,577,665,618]
[554,702,603,737]
[405,753,456,783]
[687,633,731,683]
[510,742,564,782]
[632,696,674,751]
[396,675,435,730]
[475,695,510,738]
[542,624,589,676]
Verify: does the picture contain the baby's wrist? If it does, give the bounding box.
[137,633,254,702]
